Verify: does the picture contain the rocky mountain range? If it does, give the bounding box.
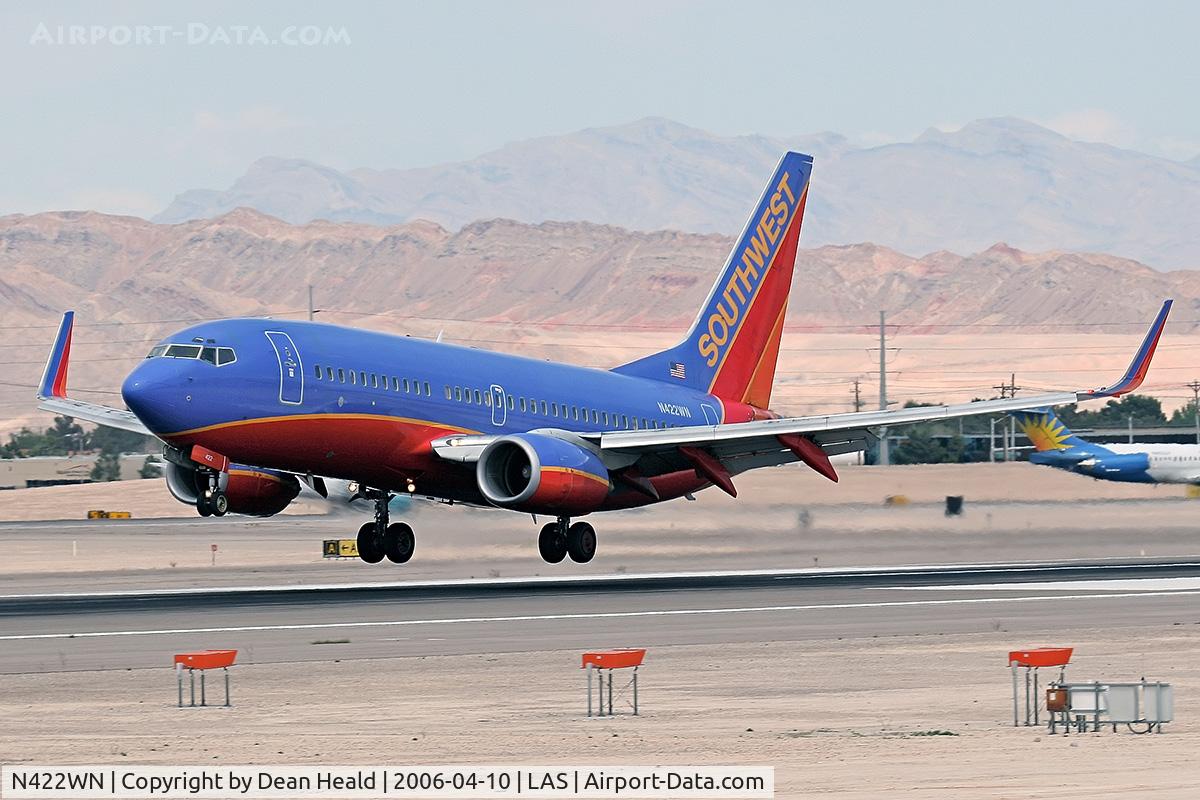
[155,117,1200,270]
[2,207,1198,433]
[5,208,1197,334]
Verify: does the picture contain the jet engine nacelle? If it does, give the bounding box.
[1080,453,1151,480]
[476,433,610,513]
[165,461,301,517]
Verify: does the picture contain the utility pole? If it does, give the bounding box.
[993,380,1010,461]
[992,373,1023,400]
[993,374,1022,400]
[1009,373,1022,457]
[308,284,315,321]
[1188,380,1200,445]
[852,379,864,464]
[992,374,1023,461]
[878,311,889,466]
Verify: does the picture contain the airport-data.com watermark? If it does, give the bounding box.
[29,22,351,47]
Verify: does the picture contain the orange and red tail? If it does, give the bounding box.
[612,152,811,410]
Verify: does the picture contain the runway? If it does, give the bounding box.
[4,559,1200,674]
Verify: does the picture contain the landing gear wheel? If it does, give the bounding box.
[356,521,385,564]
[567,521,597,563]
[538,522,567,564]
[196,495,213,517]
[210,491,229,517]
[384,522,415,564]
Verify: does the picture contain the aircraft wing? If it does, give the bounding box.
[584,300,1172,489]
[34,311,154,436]
[432,301,1173,492]
[583,392,1080,488]
[429,391,1082,490]
[37,395,151,435]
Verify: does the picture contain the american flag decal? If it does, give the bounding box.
[669,361,687,380]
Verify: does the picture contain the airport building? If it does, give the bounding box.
[0,454,156,489]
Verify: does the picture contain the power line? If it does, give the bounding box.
[0,338,159,350]
[0,380,121,395]
[0,309,312,331]
[0,305,1190,334]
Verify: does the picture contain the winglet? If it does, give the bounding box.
[1078,300,1172,399]
[37,311,75,399]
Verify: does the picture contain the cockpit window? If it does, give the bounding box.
[146,343,237,366]
[165,344,202,359]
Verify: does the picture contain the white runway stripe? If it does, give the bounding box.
[887,577,1200,592]
[4,588,1200,641]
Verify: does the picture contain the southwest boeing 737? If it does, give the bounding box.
[34,153,1173,564]
[1013,407,1200,485]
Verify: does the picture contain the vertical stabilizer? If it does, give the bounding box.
[612,153,812,409]
[1011,408,1107,455]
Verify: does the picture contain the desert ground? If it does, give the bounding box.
[2,467,1199,798]
[1,630,1197,799]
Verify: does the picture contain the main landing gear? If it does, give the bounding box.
[538,517,597,564]
[195,468,228,517]
[356,489,415,565]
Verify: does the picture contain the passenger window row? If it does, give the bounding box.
[313,363,431,396]
[441,384,678,430]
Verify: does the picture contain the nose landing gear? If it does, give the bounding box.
[164,444,229,518]
[196,468,227,517]
[538,517,597,564]
[355,489,416,564]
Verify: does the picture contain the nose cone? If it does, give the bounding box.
[122,359,191,435]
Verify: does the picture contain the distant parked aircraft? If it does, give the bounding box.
[35,151,1172,564]
[1012,407,1198,485]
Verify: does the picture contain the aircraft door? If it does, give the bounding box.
[490,385,507,427]
[264,331,304,405]
[701,403,720,425]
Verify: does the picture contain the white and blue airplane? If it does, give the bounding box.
[1012,407,1200,485]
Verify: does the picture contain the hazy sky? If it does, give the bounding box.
[2,0,1198,217]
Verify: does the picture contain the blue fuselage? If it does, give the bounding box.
[121,318,754,504]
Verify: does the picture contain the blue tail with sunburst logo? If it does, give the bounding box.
[1010,408,1111,466]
